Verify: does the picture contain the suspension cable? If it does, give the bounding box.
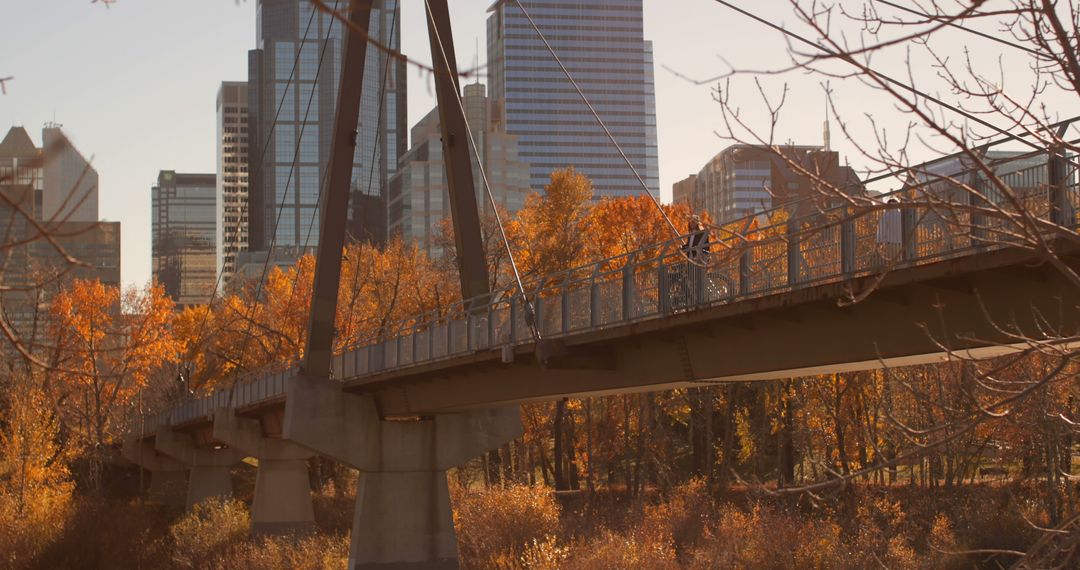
[873,0,1044,58]
[424,0,542,343]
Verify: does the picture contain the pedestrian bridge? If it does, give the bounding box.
[125,145,1080,568]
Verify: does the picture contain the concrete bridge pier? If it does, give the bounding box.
[284,375,523,569]
[122,437,188,508]
[155,428,240,510]
[213,408,316,534]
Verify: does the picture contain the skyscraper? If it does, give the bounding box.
[152,171,217,308]
[246,0,406,252]
[217,82,250,285]
[487,0,660,199]
[0,126,119,339]
[388,83,531,257]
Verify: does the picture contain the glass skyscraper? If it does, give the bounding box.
[247,0,406,251]
[487,0,660,198]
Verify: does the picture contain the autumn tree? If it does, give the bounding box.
[47,279,177,489]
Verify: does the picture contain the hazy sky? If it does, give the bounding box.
[1,1,1066,289]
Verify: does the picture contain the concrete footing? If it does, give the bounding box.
[284,375,523,569]
[213,409,316,534]
[121,437,188,508]
[155,428,241,509]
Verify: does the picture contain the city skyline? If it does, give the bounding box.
[0,1,1060,290]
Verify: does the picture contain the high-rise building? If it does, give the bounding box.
[672,174,699,211]
[217,82,250,285]
[388,83,531,257]
[246,0,406,252]
[152,171,217,308]
[686,145,864,224]
[0,125,99,224]
[0,126,119,340]
[487,0,660,199]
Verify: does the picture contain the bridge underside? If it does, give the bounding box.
[351,245,1080,417]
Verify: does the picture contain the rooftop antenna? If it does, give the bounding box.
[45,110,62,130]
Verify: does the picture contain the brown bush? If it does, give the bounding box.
[452,483,561,569]
[168,498,250,568]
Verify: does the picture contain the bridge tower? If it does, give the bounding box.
[273,1,521,568]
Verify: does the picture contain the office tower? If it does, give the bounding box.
[217,82,250,285]
[689,145,864,224]
[487,0,659,199]
[672,175,699,211]
[388,83,531,257]
[0,125,98,224]
[0,126,119,339]
[246,0,406,252]
[152,171,217,308]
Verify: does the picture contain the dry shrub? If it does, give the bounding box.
[209,533,349,570]
[452,483,561,569]
[33,498,171,569]
[0,484,74,568]
[689,503,847,569]
[168,498,250,568]
[561,530,679,570]
[640,478,713,561]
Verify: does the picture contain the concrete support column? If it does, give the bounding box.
[122,437,188,508]
[284,375,523,569]
[155,428,240,510]
[213,409,316,534]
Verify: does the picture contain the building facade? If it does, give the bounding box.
[152,171,217,308]
[487,0,659,199]
[672,174,699,212]
[0,126,119,340]
[247,0,406,252]
[217,82,250,286]
[686,145,863,224]
[388,83,532,258]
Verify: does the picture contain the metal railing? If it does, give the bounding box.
[142,142,1079,430]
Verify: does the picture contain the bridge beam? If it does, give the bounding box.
[155,428,241,510]
[122,437,188,508]
[213,408,315,535]
[284,374,522,569]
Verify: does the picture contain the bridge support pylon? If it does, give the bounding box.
[155,428,240,510]
[122,437,188,508]
[213,408,316,535]
[284,375,522,569]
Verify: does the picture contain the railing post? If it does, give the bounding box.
[466,312,473,351]
[534,296,544,336]
[487,305,495,348]
[739,249,751,296]
[561,281,570,334]
[786,217,801,286]
[590,281,600,327]
[446,317,454,355]
[1049,141,1073,227]
[412,326,418,363]
[509,297,518,343]
[901,204,917,261]
[841,217,855,276]
[658,258,670,314]
[428,314,435,358]
[622,262,635,320]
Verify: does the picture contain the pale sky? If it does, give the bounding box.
[1,1,1070,289]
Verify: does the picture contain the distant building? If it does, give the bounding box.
[487,0,660,198]
[672,175,699,211]
[152,171,217,308]
[388,83,531,257]
[246,0,406,251]
[233,246,314,285]
[217,82,250,286]
[0,126,120,340]
[0,125,99,224]
[682,145,864,224]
